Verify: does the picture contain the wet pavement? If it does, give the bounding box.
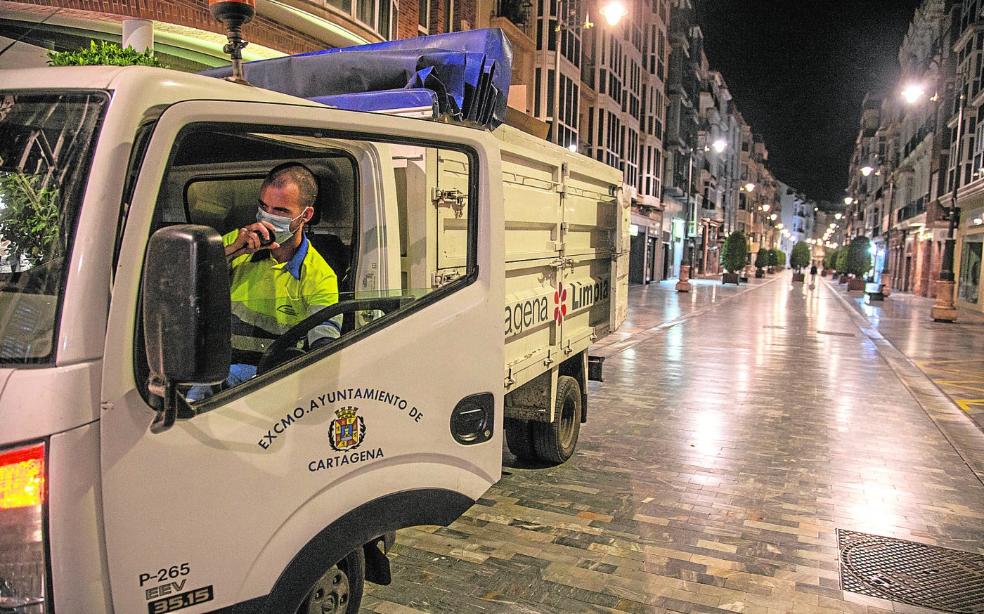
[834,284,984,434]
[363,272,984,614]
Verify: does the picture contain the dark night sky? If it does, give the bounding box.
[696,0,924,203]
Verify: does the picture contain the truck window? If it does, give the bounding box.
[138,124,475,403]
[0,92,106,363]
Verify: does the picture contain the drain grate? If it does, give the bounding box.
[838,529,984,613]
[816,330,856,337]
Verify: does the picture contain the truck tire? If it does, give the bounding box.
[532,375,581,464]
[297,548,365,614]
[504,417,537,460]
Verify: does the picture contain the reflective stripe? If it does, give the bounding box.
[222,229,339,364]
[231,301,290,336]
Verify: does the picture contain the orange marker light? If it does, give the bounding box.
[0,443,45,509]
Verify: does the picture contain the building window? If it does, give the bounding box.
[333,0,391,37]
[419,0,430,32]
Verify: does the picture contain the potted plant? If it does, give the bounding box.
[767,248,778,273]
[821,249,835,276]
[754,249,768,278]
[790,242,810,282]
[835,247,849,283]
[845,236,871,291]
[774,248,787,270]
[720,231,747,285]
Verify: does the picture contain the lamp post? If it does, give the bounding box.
[930,68,967,322]
[551,0,626,147]
[676,148,696,292]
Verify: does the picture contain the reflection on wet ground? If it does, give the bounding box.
[364,273,984,614]
[843,289,984,432]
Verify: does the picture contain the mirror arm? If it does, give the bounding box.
[149,377,197,434]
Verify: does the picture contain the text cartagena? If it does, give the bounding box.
[258,387,423,450]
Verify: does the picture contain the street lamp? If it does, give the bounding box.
[712,138,727,154]
[844,196,854,206]
[929,68,968,322]
[551,0,626,148]
[676,147,697,293]
[744,182,756,193]
[860,165,874,177]
[901,83,926,105]
[599,0,628,26]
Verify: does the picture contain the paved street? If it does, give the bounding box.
[363,273,984,614]
[836,286,984,434]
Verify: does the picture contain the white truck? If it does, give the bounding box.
[0,59,627,613]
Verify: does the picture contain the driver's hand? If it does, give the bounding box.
[226,221,280,259]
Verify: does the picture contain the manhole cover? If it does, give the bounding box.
[838,529,984,612]
[816,330,855,337]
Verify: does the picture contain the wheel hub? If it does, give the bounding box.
[303,565,350,614]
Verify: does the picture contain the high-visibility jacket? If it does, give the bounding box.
[222,231,340,365]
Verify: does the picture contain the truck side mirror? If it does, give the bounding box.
[142,225,230,432]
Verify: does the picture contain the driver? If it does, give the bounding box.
[188,162,340,401]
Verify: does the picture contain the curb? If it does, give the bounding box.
[822,279,984,486]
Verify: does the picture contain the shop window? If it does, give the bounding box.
[958,233,982,304]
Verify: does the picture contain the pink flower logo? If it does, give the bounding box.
[554,283,568,323]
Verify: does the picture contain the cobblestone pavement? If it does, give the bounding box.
[832,283,984,433]
[362,273,984,614]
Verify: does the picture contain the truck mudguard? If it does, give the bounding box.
[214,488,473,613]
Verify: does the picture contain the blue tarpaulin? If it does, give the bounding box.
[310,89,438,116]
[201,29,512,129]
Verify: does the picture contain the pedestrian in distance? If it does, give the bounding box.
[809,263,818,290]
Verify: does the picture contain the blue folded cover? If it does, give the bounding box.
[201,29,512,129]
[311,89,439,115]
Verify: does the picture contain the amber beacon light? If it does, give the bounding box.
[209,0,256,84]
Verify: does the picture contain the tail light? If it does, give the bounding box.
[0,442,48,613]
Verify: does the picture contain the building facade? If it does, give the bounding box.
[776,181,815,263]
[0,0,443,70]
[660,0,701,280]
[952,0,984,309]
[843,0,984,308]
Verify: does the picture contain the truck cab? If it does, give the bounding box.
[0,66,504,613]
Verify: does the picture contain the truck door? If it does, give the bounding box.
[99,100,503,613]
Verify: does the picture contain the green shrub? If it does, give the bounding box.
[48,40,163,67]
[790,241,811,271]
[822,248,836,270]
[721,231,748,273]
[754,249,769,270]
[845,236,872,277]
[773,248,786,268]
[835,246,848,272]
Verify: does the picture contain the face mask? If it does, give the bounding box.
[256,206,307,244]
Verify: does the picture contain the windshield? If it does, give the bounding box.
[0,92,106,364]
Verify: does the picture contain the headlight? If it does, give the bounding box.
[0,442,47,613]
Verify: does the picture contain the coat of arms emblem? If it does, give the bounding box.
[329,406,366,452]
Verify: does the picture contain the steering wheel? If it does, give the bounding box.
[256,296,414,374]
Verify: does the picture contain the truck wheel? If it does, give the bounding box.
[504,417,536,460]
[532,375,581,464]
[297,548,364,614]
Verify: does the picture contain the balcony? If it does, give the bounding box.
[896,196,926,224]
[492,0,533,36]
[901,125,931,160]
